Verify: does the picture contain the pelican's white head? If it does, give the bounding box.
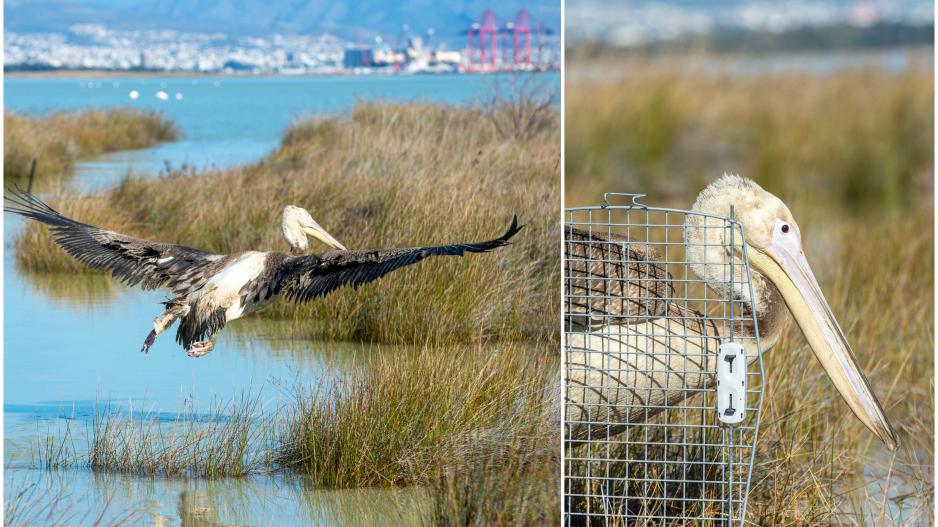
[685,175,797,304]
[686,174,899,451]
[282,205,347,255]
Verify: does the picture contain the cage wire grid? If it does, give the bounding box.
[562,194,765,526]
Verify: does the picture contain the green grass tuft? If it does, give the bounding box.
[428,437,559,527]
[275,343,556,488]
[88,394,266,478]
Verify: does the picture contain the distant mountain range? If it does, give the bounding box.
[5,0,560,42]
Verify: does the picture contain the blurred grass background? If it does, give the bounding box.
[565,54,932,214]
[565,52,933,525]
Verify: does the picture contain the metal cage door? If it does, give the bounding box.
[563,194,765,526]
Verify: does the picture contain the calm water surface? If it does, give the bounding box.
[4,73,557,525]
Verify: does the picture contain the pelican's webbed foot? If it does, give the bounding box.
[141,308,183,353]
[141,330,158,353]
[186,340,215,358]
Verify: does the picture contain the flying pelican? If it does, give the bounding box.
[564,175,899,450]
[6,189,521,357]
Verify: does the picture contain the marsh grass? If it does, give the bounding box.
[743,212,934,526]
[481,73,558,141]
[428,437,559,527]
[4,109,178,189]
[12,100,559,523]
[34,422,77,471]
[15,102,559,344]
[88,393,267,478]
[565,427,740,526]
[565,56,933,525]
[275,343,557,488]
[28,344,560,524]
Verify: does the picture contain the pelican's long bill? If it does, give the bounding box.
[302,223,347,251]
[746,220,899,451]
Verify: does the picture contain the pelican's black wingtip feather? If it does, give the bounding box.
[463,215,524,253]
[487,214,523,248]
[3,185,29,213]
[501,214,524,241]
[3,187,78,228]
[5,186,49,213]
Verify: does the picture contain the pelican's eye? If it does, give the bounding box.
[780,223,790,234]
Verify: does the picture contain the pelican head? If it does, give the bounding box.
[282,205,347,255]
[686,174,899,450]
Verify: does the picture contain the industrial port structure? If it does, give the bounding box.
[343,8,557,74]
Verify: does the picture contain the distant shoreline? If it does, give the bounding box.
[5,70,370,79]
[4,68,558,79]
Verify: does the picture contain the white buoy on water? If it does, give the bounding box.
[155,91,169,101]
[129,90,140,100]
[175,92,183,100]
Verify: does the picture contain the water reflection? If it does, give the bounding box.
[17,270,123,307]
[835,445,934,525]
[6,468,428,526]
[15,270,395,368]
[228,319,390,368]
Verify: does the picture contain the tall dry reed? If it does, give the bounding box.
[5,108,178,188]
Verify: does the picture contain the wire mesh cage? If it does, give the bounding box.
[563,193,765,526]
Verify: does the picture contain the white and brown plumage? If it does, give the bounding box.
[6,189,522,357]
[565,175,899,450]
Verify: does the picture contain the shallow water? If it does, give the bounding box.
[4,211,417,523]
[5,468,428,526]
[836,444,934,526]
[1,73,566,524]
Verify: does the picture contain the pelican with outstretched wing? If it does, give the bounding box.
[565,175,899,450]
[6,189,521,357]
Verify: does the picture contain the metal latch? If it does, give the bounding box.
[717,343,746,425]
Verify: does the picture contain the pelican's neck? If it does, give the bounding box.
[742,269,790,352]
[685,215,790,352]
[282,216,308,255]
